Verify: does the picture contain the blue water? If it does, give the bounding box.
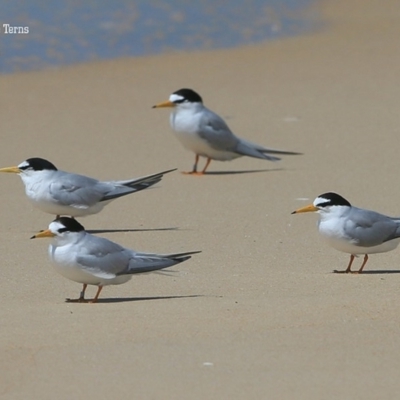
[0,0,320,74]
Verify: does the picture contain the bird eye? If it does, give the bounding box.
[174,98,185,104]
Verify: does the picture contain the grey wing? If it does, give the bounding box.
[122,254,181,275]
[76,235,132,278]
[118,250,200,275]
[101,168,176,202]
[198,108,301,161]
[197,108,240,151]
[77,235,199,278]
[49,172,107,208]
[345,208,400,247]
[235,137,301,160]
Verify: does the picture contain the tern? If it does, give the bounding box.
[31,217,200,303]
[292,192,400,273]
[0,157,175,218]
[153,88,301,175]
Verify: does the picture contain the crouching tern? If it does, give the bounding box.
[292,192,400,273]
[0,158,175,218]
[31,217,200,303]
[153,88,301,175]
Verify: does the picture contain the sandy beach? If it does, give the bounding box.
[2,0,400,398]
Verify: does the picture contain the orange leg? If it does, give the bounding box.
[200,157,212,174]
[89,286,103,303]
[334,254,355,274]
[182,154,200,175]
[182,155,212,175]
[66,283,88,303]
[354,254,369,274]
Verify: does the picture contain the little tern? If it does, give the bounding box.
[292,192,400,273]
[31,217,200,303]
[0,157,175,218]
[153,88,301,175]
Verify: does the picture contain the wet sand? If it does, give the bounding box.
[1,0,400,398]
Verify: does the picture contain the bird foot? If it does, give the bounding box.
[181,171,205,176]
[333,269,352,274]
[333,269,362,274]
[65,297,88,303]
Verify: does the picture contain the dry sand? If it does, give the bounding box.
[1,0,400,398]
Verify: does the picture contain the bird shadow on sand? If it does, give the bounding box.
[198,167,283,176]
[332,269,400,275]
[357,269,400,275]
[67,294,203,304]
[87,227,180,234]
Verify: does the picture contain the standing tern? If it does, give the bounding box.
[153,88,301,175]
[292,192,400,273]
[0,158,175,218]
[31,217,201,303]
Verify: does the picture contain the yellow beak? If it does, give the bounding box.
[31,229,56,239]
[152,100,175,108]
[291,204,319,214]
[0,166,21,173]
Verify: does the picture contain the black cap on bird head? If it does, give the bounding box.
[54,217,85,233]
[20,158,58,171]
[172,88,203,104]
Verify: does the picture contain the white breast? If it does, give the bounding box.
[318,214,400,255]
[21,171,106,217]
[170,110,240,161]
[49,242,131,286]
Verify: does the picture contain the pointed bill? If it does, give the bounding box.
[291,204,318,214]
[31,229,56,239]
[0,166,20,173]
[152,100,175,108]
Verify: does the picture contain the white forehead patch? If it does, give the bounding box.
[169,93,184,103]
[49,221,66,233]
[18,160,30,169]
[313,197,329,207]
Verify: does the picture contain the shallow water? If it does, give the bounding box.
[0,0,320,74]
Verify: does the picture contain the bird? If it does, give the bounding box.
[31,217,201,303]
[291,192,400,273]
[152,88,301,175]
[0,157,176,218]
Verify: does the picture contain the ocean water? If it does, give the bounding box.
[0,0,320,74]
